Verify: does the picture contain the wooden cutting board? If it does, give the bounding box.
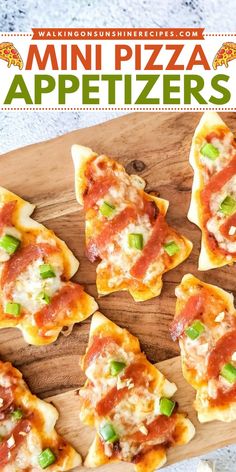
[0,112,236,468]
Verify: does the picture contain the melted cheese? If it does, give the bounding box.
[181,308,234,382]
[16,431,42,469]
[85,342,136,400]
[113,387,161,434]
[10,257,62,314]
[0,418,15,437]
[102,215,152,288]
[199,133,234,176]
[207,217,236,254]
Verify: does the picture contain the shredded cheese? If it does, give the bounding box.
[215,311,225,322]
[229,226,236,236]
[7,434,15,448]
[10,257,62,315]
[138,423,148,435]
[232,352,236,361]
[197,343,209,356]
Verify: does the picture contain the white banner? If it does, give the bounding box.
[0,29,236,110]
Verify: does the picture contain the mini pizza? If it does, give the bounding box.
[0,42,23,70]
[79,312,195,472]
[188,111,236,270]
[0,186,98,345]
[0,359,81,470]
[72,145,192,301]
[213,42,236,69]
[170,273,236,423]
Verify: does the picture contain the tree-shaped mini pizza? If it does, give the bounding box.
[72,145,192,301]
[188,111,236,270]
[171,274,236,423]
[79,312,195,471]
[0,359,81,470]
[0,186,98,345]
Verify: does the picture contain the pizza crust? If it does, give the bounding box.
[84,433,168,470]
[188,112,235,270]
[195,387,236,423]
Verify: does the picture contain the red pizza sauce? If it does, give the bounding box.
[170,292,206,341]
[86,206,137,262]
[130,414,176,444]
[200,153,236,256]
[35,283,83,327]
[209,383,236,406]
[207,330,236,378]
[83,336,117,369]
[220,212,236,241]
[83,175,117,211]
[130,214,168,279]
[1,243,58,288]
[0,201,16,233]
[0,419,31,467]
[95,363,148,416]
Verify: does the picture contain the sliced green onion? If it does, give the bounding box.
[5,302,21,317]
[219,196,236,216]
[39,264,56,280]
[221,363,236,384]
[38,448,56,469]
[128,233,143,250]
[99,201,116,218]
[164,241,180,256]
[11,409,23,420]
[185,320,205,340]
[160,397,176,417]
[110,360,126,376]
[0,234,20,255]
[37,291,51,305]
[100,423,119,443]
[200,143,219,160]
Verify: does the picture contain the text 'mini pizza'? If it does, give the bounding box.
[0,186,98,345]
[79,312,195,472]
[171,274,236,423]
[72,145,192,301]
[188,111,236,270]
[0,359,81,471]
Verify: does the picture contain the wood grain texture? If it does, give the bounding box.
[0,112,235,401]
[47,356,236,471]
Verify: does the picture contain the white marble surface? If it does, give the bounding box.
[1,1,236,470]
